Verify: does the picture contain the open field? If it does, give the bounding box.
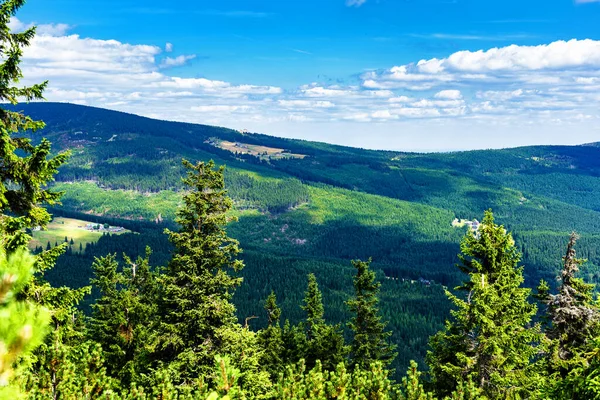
[29,217,131,253]
[211,139,306,160]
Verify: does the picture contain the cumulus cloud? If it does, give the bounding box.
[159,54,196,68]
[435,90,462,100]
[9,17,71,36]
[364,39,600,91]
[16,19,600,148]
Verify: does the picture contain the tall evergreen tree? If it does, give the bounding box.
[300,273,348,371]
[89,248,158,385]
[427,210,541,399]
[538,233,599,362]
[347,259,396,370]
[257,292,285,378]
[536,233,600,398]
[151,160,245,381]
[0,0,69,252]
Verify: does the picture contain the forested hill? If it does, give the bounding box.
[19,102,600,374]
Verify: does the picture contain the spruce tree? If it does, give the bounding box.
[427,210,541,399]
[300,273,348,371]
[0,0,69,251]
[538,233,598,361]
[347,259,396,370]
[89,248,158,385]
[151,160,245,381]
[257,292,285,378]
[536,233,600,398]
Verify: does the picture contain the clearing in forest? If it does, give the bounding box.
[28,217,131,253]
[209,139,306,160]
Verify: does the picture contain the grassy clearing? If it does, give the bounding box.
[29,217,131,253]
[212,139,306,160]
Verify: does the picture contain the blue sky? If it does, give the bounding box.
[13,0,600,151]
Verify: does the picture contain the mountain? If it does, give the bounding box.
[19,102,600,374]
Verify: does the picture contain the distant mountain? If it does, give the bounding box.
[18,102,600,374]
[582,141,600,147]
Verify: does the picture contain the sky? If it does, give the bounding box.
[12,0,600,151]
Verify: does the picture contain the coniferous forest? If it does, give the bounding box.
[3,1,600,399]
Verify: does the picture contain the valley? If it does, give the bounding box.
[17,102,600,375]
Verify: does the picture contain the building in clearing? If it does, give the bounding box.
[452,218,481,232]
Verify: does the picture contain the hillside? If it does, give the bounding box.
[19,102,600,374]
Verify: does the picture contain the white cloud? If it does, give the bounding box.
[9,17,71,36]
[165,42,173,52]
[365,39,600,91]
[159,54,196,68]
[301,85,354,97]
[346,0,367,7]
[278,100,335,108]
[191,105,252,113]
[435,90,462,100]
[388,96,412,103]
[16,19,600,150]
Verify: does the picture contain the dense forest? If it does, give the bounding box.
[3,0,600,398]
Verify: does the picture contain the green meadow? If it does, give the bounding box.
[29,217,131,253]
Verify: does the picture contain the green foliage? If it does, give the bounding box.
[150,159,256,387]
[257,292,285,378]
[0,248,50,399]
[273,360,400,400]
[300,274,349,371]
[89,249,159,385]
[536,233,600,399]
[347,259,396,370]
[0,1,69,250]
[427,210,542,399]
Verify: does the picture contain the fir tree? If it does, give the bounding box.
[427,210,541,399]
[300,273,348,371]
[347,259,396,370]
[151,160,245,381]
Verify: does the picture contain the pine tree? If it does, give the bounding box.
[151,160,245,381]
[536,233,600,398]
[0,0,69,252]
[300,273,348,371]
[257,292,285,378]
[347,259,396,370]
[89,248,158,385]
[538,233,598,361]
[427,210,541,399]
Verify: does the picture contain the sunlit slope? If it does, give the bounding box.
[18,102,600,285]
